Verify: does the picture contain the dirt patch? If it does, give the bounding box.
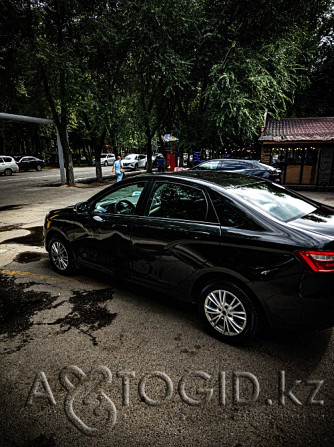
[50,288,117,345]
[0,224,23,233]
[0,273,117,350]
[0,274,56,337]
[0,205,25,212]
[13,252,44,263]
[1,226,44,247]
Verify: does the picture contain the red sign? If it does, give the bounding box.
[166,151,175,172]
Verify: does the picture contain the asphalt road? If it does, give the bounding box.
[0,174,333,447]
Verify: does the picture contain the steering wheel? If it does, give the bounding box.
[114,199,136,214]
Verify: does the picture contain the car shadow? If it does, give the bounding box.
[78,267,332,375]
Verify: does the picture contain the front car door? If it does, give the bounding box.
[131,180,222,292]
[72,180,149,274]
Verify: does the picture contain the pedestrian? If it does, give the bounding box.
[112,155,124,182]
[157,154,165,172]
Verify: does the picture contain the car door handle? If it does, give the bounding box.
[112,223,128,229]
[187,230,211,240]
[93,215,105,222]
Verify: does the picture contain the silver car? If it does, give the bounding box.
[100,153,115,166]
[0,156,19,176]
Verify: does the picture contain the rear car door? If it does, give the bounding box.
[131,180,221,290]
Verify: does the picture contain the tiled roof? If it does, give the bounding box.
[259,116,334,142]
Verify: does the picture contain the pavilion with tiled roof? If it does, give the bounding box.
[259,114,334,190]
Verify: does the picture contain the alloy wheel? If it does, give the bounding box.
[50,240,69,271]
[204,289,247,336]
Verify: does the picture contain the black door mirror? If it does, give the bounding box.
[75,201,90,214]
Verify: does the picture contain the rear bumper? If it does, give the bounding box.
[250,271,334,330]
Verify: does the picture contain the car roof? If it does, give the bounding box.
[201,158,256,163]
[134,170,263,189]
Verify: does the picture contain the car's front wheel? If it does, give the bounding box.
[4,168,12,176]
[104,161,108,166]
[198,281,262,345]
[48,236,76,275]
[36,164,42,171]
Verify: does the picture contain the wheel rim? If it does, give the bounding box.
[36,165,42,171]
[204,289,247,336]
[4,169,12,176]
[50,241,69,271]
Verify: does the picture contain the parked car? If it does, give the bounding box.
[14,156,46,171]
[193,159,281,182]
[0,155,19,176]
[98,153,116,166]
[44,171,334,344]
[122,154,147,170]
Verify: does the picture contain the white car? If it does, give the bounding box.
[0,156,19,176]
[100,153,116,166]
[122,154,147,170]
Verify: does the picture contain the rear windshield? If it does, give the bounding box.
[232,182,317,222]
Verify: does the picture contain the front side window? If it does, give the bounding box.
[93,182,147,215]
[148,182,207,221]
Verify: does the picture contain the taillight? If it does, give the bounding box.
[295,250,334,272]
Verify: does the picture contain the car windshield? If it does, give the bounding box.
[232,182,317,222]
[124,155,136,160]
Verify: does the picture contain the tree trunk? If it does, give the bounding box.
[94,147,103,182]
[145,128,153,173]
[41,68,75,186]
[57,122,75,186]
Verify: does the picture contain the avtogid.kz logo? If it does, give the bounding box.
[26,366,324,437]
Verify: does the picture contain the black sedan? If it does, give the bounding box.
[44,171,334,344]
[14,155,46,171]
[193,158,281,182]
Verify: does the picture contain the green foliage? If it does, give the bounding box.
[0,0,333,158]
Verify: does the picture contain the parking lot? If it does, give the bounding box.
[0,169,333,446]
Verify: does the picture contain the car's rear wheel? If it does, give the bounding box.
[4,168,12,176]
[198,281,262,344]
[48,236,75,275]
[36,164,42,171]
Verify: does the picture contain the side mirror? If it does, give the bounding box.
[75,201,90,214]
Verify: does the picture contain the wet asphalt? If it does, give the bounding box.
[0,170,333,447]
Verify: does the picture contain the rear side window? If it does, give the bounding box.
[210,190,262,230]
[232,183,317,222]
[149,182,208,221]
[219,161,243,170]
[3,157,12,162]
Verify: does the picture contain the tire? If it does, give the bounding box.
[4,168,12,176]
[48,236,76,275]
[104,161,108,166]
[198,281,262,345]
[36,164,42,171]
[134,163,139,171]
